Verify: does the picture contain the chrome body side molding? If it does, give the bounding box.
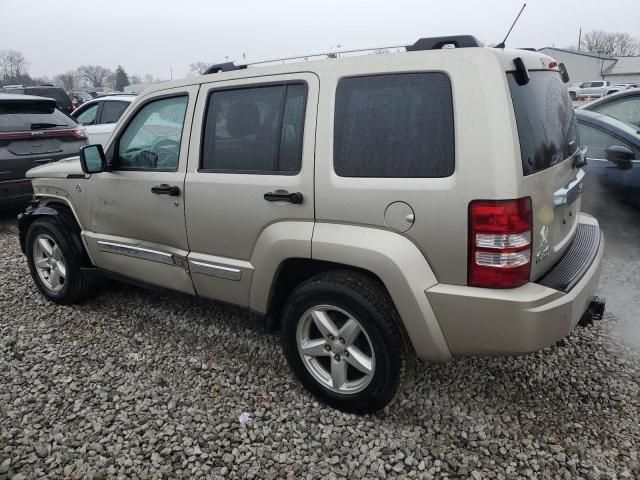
[97,241,175,266]
[188,260,242,281]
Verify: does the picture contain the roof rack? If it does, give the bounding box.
[204,62,248,74]
[406,35,481,51]
[204,35,481,74]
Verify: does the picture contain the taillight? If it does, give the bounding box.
[0,126,86,141]
[468,197,532,288]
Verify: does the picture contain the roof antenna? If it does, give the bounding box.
[495,3,527,49]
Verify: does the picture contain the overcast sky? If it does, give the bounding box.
[1,0,638,81]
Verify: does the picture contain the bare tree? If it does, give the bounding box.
[189,61,212,75]
[77,65,112,88]
[583,30,639,56]
[0,49,29,81]
[53,71,77,90]
[613,32,639,56]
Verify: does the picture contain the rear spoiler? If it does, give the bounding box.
[0,98,57,114]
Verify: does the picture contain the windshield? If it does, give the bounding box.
[508,71,578,176]
[0,107,77,132]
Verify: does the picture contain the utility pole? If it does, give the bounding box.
[578,27,582,52]
[170,66,173,80]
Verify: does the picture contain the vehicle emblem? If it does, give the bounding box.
[536,225,551,263]
[75,184,82,193]
[577,182,584,194]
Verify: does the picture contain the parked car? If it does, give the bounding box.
[568,80,610,101]
[0,94,87,209]
[17,36,604,413]
[580,87,640,129]
[1,85,74,115]
[70,95,135,146]
[605,83,639,95]
[68,91,95,110]
[577,109,640,205]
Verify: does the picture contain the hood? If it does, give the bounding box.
[26,156,84,179]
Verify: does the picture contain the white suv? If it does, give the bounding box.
[71,95,135,146]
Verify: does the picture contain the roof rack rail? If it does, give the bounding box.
[203,34,481,74]
[204,62,247,74]
[406,35,481,51]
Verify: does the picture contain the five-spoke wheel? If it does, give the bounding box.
[297,305,375,394]
[32,234,67,292]
[282,271,414,413]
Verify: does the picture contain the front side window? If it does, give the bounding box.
[578,122,639,160]
[593,97,640,128]
[333,73,455,178]
[201,83,307,173]
[101,101,129,124]
[75,103,99,125]
[116,95,188,171]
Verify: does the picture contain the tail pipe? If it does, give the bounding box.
[579,296,606,327]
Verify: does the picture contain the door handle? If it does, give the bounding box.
[151,184,180,196]
[264,190,303,204]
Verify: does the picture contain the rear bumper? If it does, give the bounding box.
[426,214,604,356]
[0,179,33,208]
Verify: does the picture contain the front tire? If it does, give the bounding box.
[25,218,94,304]
[281,271,414,413]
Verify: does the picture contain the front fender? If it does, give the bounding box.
[17,204,60,254]
[312,223,452,362]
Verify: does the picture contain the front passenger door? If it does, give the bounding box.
[82,87,198,293]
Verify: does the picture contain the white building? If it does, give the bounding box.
[539,47,640,86]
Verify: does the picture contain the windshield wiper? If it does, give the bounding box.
[30,123,70,130]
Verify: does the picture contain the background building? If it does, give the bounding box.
[539,47,640,86]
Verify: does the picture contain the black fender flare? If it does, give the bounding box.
[18,203,87,265]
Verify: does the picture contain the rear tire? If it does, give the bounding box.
[25,218,95,304]
[280,270,414,413]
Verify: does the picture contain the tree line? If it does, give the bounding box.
[0,50,162,91]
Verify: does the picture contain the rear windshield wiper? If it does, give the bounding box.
[30,123,70,130]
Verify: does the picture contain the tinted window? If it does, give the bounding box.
[333,73,454,178]
[0,107,76,132]
[201,83,307,173]
[116,95,188,171]
[101,101,129,124]
[27,88,71,107]
[592,96,640,128]
[508,72,578,176]
[75,103,99,125]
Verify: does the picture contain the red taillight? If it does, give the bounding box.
[468,197,532,288]
[0,126,86,141]
[548,61,558,69]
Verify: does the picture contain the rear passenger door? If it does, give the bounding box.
[185,73,318,306]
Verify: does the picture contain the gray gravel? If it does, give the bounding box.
[1,212,639,480]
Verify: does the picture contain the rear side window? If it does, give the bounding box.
[333,73,454,178]
[201,83,307,174]
[508,72,578,176]
[27,88,71,107]
[101,101,129,124]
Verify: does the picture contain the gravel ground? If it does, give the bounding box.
[1,212,639,480]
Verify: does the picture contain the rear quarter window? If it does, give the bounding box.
[333,73,455,178]
[508,71,578,175]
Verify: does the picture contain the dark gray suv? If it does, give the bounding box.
[0,94,88,208]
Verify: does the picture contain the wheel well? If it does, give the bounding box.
[264,258,385,329]
[29,200,91,266]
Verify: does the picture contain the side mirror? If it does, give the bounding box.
[605,145,634,170]
[80,144,107,174]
